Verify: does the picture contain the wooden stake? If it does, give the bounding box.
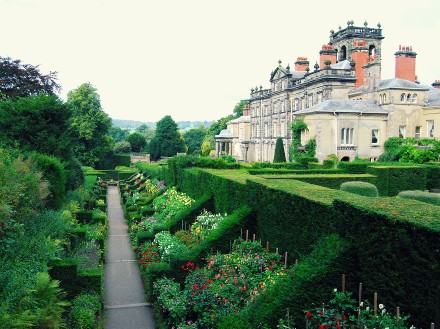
[246,230,249,242]
[342,274,346,293]
[266,241,269,252]
[284,252,288,268]
[276,248,278,255]
[181,219,184,230]
[240,228,243,239]
[253,233,256,242]
[358,283,363,306]
[229,240,232,253]
[397,307,401,329]
[430,323,434,329]
[374,292,378,316]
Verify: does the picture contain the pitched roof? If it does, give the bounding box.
[293,100,388,115]
[427,88,440,106]
[376,78,431,91]
[227,115,250,124]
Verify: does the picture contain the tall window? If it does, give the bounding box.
[412,93,417,103]
[264,123,268,137]
[415,126,421,139]
[400,93,406,102]
[294,99,299,111]
[427,120,435,138]
[372,129,379,144]
[399,126,406,138]
[273,123,277,137]
[341,128,354,146]
[383,94,387,103]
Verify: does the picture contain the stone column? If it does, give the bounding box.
[229,142,232,156]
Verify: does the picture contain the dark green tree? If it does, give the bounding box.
[149,137,160,161]
[208,114,235,136]
[67,83,113,166]
[126,132,147,152]
[109,126,129,143]
[273,137,287,162]
[154,115,185,157]
[0,94,73,161]
[0,56,60,99]
[183,126,208,154]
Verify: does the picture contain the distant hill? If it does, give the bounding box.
[112,119,214,131]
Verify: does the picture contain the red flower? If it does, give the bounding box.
[203,284,207,289]
[193,284,199,290]
[305,311,312,318]
[191,292,195,297]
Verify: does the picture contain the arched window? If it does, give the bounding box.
[369,45,377,59]
[383,93,387,103]
[412,93,417,103]
[401,93,406,102]
[340,46,347,61]
[407,93,411,102]
[379,94,383,103]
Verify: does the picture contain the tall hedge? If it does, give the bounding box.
[273,137,287,163]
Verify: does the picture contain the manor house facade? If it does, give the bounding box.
[215,21,440,162]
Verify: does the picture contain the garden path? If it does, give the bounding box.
[104,185,156,329]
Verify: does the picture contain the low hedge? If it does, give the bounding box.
[251,162,304,169]
[397,190,440,206]
[340,181,379,197]
[337,161,368,174]
[247,168,344,175]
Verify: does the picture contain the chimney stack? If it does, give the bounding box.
[395,45,417,82]
[432,80,440,89]
[351,40,369,88]
[319,44,337,69]
[295,57,309,71]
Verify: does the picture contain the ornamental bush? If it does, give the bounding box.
[398,190,440,206]
[68,292,101,329]
[340,181,379,197]
[273,138,287,163]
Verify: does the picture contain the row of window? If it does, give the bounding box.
[251,93,325,117]
[378,93,418,104]
[251,122,286,138]
[398,121,434,138]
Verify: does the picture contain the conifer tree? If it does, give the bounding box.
[273,137,286,162]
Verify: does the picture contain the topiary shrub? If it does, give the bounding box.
[273,137,287,163]
[340,181,379,197]
[397,190,440,206]
[68,291,101,329]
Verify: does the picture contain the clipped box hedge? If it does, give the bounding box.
[337,161,368,174]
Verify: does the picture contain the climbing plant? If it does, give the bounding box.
[289,117,315,162]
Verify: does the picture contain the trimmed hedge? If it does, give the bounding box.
[251,162,304,169]
[337,161,368,174]
[366,165,427,196]
[398,190,440,206]
[340,181,379,197]
[247,168,344,175]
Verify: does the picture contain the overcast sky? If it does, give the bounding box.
[2,0,440,123]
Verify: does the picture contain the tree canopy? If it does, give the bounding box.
[126,132,147,152]
[67,83,113,166]
[183,126,208,154]
[0,56,60,99]
[0,94,73,160]
[153,115,185,158]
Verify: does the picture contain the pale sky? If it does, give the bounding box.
[2,0,440,123]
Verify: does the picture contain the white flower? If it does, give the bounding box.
[379,304,384,309]
[359,302,364,307]
[334,288,337,292]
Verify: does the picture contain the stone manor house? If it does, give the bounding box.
[215,21,440,162]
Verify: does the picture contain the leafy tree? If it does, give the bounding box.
[126,132,147,152]
[149,137,160,161]
[289,117,308,162]
[109,126,129,143]
[233,100,247,117]
[201,141,212,156]
[183,126,208,154]
[0,94,73,161]
[114,141,131,154]
[208,114,235,136]
[273,137,287,162]
[67,83,113,166]
[136,124,155,143]
[154,115,185,157]
[0,56,60,99]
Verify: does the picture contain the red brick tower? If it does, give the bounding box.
[351,40,369,88]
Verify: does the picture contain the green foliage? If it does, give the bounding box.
[273,137,287,163]
[233,100,247,117]
[29,152,66,209]
[183,126,209,154]
[337,161,368,174]
[114,141,131,154]
[135,124,155,143]
[201,140,212,156]
[207,114,235,136]
[290,117,308,162]
[398,190,440,206]
[126,132,147,152]
[65,158,85,191]
[68,292,101,329]
[67,82,113,166]
[154,115,186,157]
[0,55,60,98]
[109,126,129,143]
[0,94,73,161]
[149,137,161,161]
[251,162,304,169]
[379,137,440,163]
[340,181,379,197]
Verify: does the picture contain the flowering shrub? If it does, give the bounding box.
[153,240,286,328]
[143,179,166,196]
[153,187,195,221]
[304,290,413,329]
[153,231,189,262]
[190,210,226,242]
[136,243,161,270]
[153,278,187,325]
